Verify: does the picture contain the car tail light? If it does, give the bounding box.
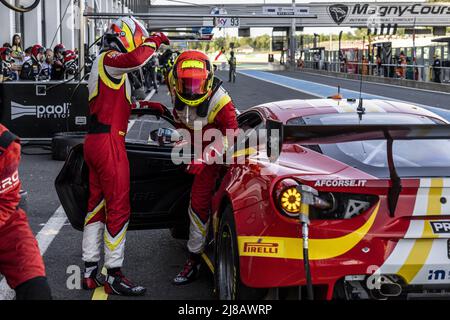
[274,179,378,220]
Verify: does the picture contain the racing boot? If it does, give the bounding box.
[104,269,146,296]
[82,263,104,290]
[173,253,201,285]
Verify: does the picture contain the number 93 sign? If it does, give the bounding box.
[214,17,240,28]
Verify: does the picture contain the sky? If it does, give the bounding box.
[149,0,427,36]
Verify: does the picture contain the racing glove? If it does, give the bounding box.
[146,32,170,49]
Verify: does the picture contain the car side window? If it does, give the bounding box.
[126,115,176,146]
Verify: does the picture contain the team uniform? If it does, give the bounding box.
[81,16,169,296]
[0,124,51,299]
[168,51,238,284]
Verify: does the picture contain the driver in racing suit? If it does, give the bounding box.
[145,50,239,285]
[0,124,52,300]
[82,16,169,296]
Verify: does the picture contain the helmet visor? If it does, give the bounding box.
[176,77,208,98]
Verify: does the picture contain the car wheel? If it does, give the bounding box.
[51,132,86,161]
[215,205,267,300]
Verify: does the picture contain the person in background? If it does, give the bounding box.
[0,47,18,81]
[432,54,441,83]
[376,55,382,76]
[399,51,406,79]
[228,50,237,83]
[144,54,159,94]
[52,44,66,80]
[62,50,78,78]
[11,34,23,63]
[23,47,32,64]
[20,44,46,81]
[41,49,54,79]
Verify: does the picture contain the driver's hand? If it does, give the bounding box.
[134,101,167,115]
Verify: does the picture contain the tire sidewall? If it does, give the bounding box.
[215,205,239,300]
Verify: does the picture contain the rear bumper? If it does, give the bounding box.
[234,202,450,297]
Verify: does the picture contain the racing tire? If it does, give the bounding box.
[214,205,267,300]
[51,132,86,161]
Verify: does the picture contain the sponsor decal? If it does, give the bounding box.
[0,170,19,194]
[11,101,71,120]
[427,269,450,281]
[243,242,279,255]
[314,179,367,188]
[328,4,349,25]
[430,221,450,234]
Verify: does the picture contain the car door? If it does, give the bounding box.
[55,109,193,231]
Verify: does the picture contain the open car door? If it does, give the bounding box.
[55,109,193,231]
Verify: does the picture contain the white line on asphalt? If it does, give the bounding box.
[0,206,67,300]
[144,88,156,101]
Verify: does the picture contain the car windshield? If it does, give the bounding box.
[298,113,450,178]
[126,114,175,145]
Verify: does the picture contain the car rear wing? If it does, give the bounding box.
[266,119,450,216]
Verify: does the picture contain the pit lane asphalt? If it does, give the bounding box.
[8,70,314,300]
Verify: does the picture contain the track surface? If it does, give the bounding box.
[2,69,448,300]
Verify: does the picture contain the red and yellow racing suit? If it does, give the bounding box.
[82,36,162,269]
[0,124,46,289]
[172,85,238,254]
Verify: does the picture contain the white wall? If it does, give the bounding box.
[23,1,43,47]
[61,0,75,49]
[44,0,62,48]
[0,0,15,45]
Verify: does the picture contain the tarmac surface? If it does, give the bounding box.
[2,68,449,300]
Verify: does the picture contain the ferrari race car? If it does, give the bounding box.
[56,98,450,300]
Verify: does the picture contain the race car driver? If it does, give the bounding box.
[0,124,52,300]
[82,16,169,296]
[144,50,239,285]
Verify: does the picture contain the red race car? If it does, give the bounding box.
[56,98,450,300]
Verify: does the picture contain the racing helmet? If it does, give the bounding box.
[0,47,12,62]
[170,50,214,107]
[54,44,66,58]
[31,44,45,62]
[101,16,149,53]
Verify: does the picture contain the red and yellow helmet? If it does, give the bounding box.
[106,16,149,53]
[170,50,214,107]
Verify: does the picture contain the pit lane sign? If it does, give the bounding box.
[214,17,240,28]
[327,3,450,27]
[262,6,310,16]
[261,2,450,27]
